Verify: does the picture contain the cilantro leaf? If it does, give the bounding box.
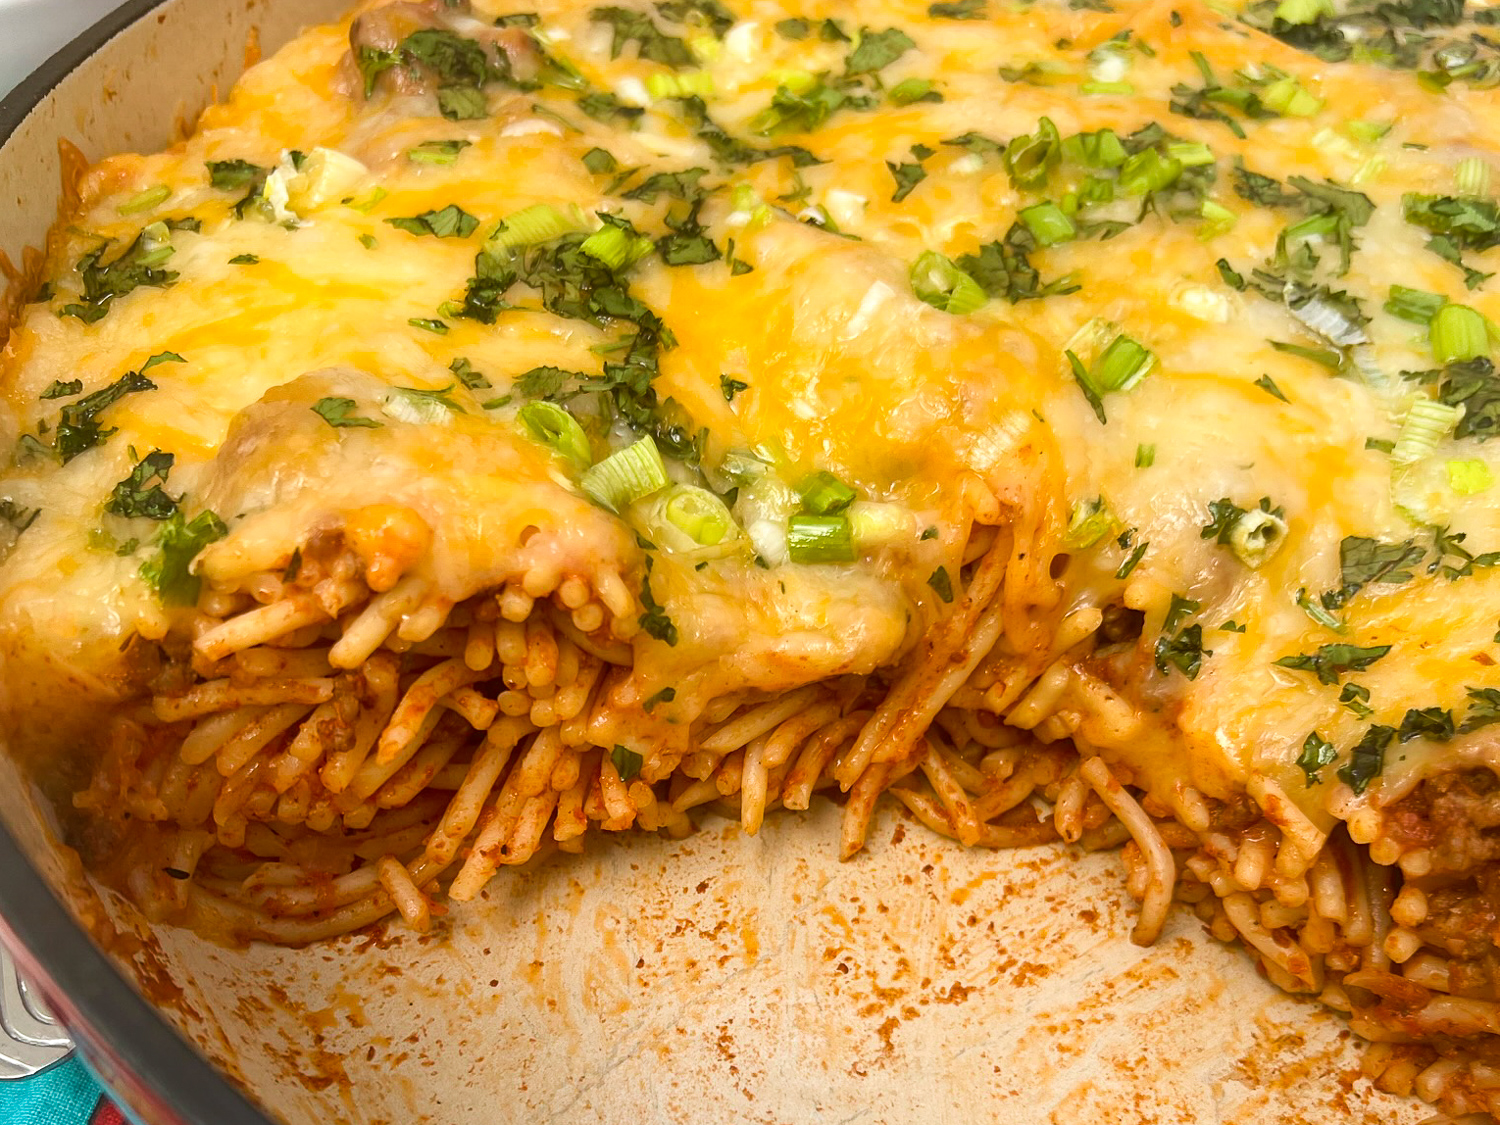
[386,204,479,239]
[1461,686,1500,733]
[1274,642,1392,685]
[105,450,178,520]
[610,744,644,780]
[590,6,694,66]
[1155,624,1210,679]
[205,159,267,191]
[1320,536,1426,610]
[1337,724,1395,795]
[312,397,383,429]
[639,557,679,644]
[887,158,927,202]
[140,509,227,606]
[54,370,157,462]
[1398,705,1455,743]
[1296,731,1336,784]
[928,566,954,603]
[59,231,180,325]
[845,27,916,75]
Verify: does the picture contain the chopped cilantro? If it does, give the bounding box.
[1337,724,1394,796]
[54,370,157,462]
[639,557,679,644]
[312,397,383,429]
[1398,705,1455,743]
[928,566,955,603]
[1461,686,1500,733]
[205,159,266,191]
[591,6,694,66]
[1274,642,1391,685]
[140,509,227,606]
[1321,535,1426,610]
[105,450,178,520]
[40,379,81,400]
[930,0,986,15]
[59,230,180,324]
[1296,731,1336,784]
[610,744,644,780]
[1155,624,1210,679]
[845,28,916,76]
[1253,374,1289,402]
[386,204,479,239]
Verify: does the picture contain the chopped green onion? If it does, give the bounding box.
[1227,508,1288,568]
[1198,199,1237,238]
[1019,200,1076,246]
[1430,303,1491,363]
[580,222,653,269]
[910,251,986,314]
[488,203,587,251]
[1063,496,1115,548]
[1261,76,1323,116]
[663,485,737,545]
[848,501,915,544]
[1391,398,1463,465]
[1350,154,1387,185]
[347,186,388,213]
[1457,156,1492,198]
[1167,141,1215,167]
[1385,285,1447,325]
[1004,116,1061,190]
[1447,458,1494,494]
[1345,120,1392,144]
[889,78,939,105]
[517,402,591,470]
[1136,443,1156,468]
[646,70,715,99]
[408,140,471,166]
[1069,129,1127,169]
[786,514,856,563]
[1094,334,1155,391]
[117,185,171,215]
[1274,0,1334,23]
[797,471,857,514]
[1080,80,1135,95]
[582,436,669,511]
[1119,149,1182,196]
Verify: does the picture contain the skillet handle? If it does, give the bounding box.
[0,943,73,1078]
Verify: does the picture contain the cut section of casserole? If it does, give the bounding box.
[3,0,1500,1114]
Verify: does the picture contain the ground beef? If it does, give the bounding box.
[1385,769,1500,875]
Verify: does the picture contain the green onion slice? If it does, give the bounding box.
[582,435,668,511]
[488,203,587,251]
[1228,508,1288,568]
[797,470,857,514]
[1063,496,1115,548]
[662,485,737,546]
[910,251,986,314]
[517,402,591,470]
[1019,200,1076,246]
[1094,335,1155,392]
[786,514,856,564]
[1457,156,1492,198]
[117,185,171,215]
[1391,398,1462,466]
[580,222,654,269]
[1430,303,1491,364]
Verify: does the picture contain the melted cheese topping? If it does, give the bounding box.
[3,0,1500,825]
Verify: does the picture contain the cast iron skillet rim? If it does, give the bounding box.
[0,2,277,1122]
